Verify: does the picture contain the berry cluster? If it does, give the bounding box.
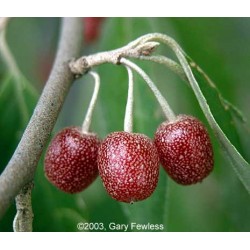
[44,60,214,204]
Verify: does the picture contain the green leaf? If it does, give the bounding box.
[0,74,38,168]
[174,46,250,194]
[0,74,39,231]
[188,59,244,155]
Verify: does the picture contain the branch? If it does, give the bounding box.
[0,18,82,218]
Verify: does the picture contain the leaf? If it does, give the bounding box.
[0,74,39,231]
[188,59,244,155]
[174,45,250,194]
[0,74,38,168]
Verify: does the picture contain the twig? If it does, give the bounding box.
[13,182,34,232]
[0,18,82,219]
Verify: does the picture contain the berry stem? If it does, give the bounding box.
[120,58,176,122]
[124,65,134,133]
[82,71,100,133]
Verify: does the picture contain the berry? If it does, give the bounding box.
[44,127,100,193]
[154,115,214,185]
[98,131,159,203]
[83,17,105,44]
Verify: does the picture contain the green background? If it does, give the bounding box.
[1,17,250,232]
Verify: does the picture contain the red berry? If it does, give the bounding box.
[83,17,105,44]
[44,127,100,193]
[154,115,214,185]
[98,131,160,203]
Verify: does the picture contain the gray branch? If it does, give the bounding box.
[0,17,82,218]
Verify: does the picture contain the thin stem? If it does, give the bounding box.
[120,58,176,122]
[124,65,134,133]
[82,71,100,133]
[0,18,82,218]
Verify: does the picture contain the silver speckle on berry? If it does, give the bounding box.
[44,127,100,193]
[98,131,160,203]
[154,115,214,185]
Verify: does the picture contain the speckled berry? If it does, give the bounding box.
[98,131,160,203]
[44,127,100,193]
[154,115,214,185]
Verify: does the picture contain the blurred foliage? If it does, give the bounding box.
[0,17,250,232]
